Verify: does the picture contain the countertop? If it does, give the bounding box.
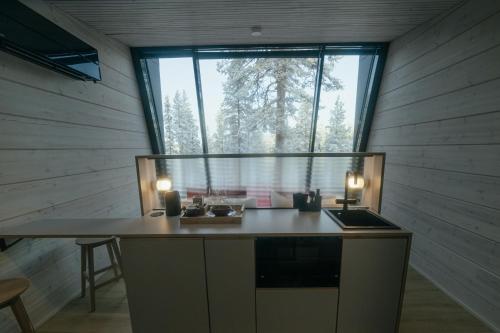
[0,209,411,239]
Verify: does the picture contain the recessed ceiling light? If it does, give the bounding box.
[251,26,262,37]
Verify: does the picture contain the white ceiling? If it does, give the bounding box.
[48,0,463,47]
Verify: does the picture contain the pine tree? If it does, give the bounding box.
[215,56,343,152]
[322,96,353,152]
[287,98,313,152]
[163,96,177,154]
[163,90,202,154]
[176,90,202,154]
[214,59,262,153]
[210,110,226,152]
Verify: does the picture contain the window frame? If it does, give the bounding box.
[131,43,388,155]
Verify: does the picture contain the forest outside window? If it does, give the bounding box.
[133,44,387,155]
[160,57,203,154]
[200,56,318,153]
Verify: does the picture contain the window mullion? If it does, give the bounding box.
[306,47,325,191]
[134,57,165,154]
[308,46,325,152]
[192,52,212,192]
[192,54,209,154]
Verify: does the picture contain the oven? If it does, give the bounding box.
[255,237,342,288]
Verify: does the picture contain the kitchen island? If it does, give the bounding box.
[1,208,411,333]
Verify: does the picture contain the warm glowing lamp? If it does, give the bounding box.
[155,177,181,216]
[336,171,366,210]
[156,178,172,192]
[347,173,365,190]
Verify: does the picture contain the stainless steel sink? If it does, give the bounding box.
[324,209,400,230]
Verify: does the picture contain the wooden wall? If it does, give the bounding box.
[367,0,500,330]
[48,0,462,47]
[0,0,151,331]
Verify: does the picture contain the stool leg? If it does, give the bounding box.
[106,243,119,278]
[111,238,123,275]
[10,296,35,333]
[88,246,96,312]
[80,246,87,298]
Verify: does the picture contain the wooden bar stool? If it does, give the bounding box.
[0,278,35,333]
[76,237,123,312]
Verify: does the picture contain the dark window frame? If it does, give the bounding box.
[131,43,388,155]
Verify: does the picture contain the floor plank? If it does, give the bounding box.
[37,276,131,333]
[37,266,493,333]
[399,268,493,333]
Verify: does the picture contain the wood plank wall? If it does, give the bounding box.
[0,0,151,331]
[367,0,500,330]
[47,0,462,46]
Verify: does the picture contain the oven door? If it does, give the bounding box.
[255,237,342,288]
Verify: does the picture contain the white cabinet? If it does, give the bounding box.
[256,288,338,333]
[337,237,408,333]
[205,238,256,333]
[119,236,408,333]
[121,238,210,333]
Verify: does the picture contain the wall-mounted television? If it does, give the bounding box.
[0,0,101,81]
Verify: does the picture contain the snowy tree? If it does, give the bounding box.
[287,98,313,152]
[322,96,353,152]
[163,90,202,154]
[210,110,226,153]
[163,96,176,154]
[164,56,346,155]
[215,56,343,153]
[172,90,202,154]
[212,59,264,153]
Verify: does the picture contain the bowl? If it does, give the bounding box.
[210,205,233,216]
[184,205,205,217]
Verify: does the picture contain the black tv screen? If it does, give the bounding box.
[0,0,101,81]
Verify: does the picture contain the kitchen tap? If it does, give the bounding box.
[337,170,364,211]
[343,171,351,211]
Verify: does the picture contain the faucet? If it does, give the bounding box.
[340,171,364,211]
[342,171,351,211]
[335,170,363,211]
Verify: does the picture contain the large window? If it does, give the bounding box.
[133,44,387,154]
[200,57,318,153]
[159,57,203,154]
[315,55,358,152]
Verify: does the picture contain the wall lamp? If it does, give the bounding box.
[155,177,181,217]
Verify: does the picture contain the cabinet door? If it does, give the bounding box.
[121,238,209,333]
[256,288,338,333]
[205,238,256,333]
[337,238,408,333]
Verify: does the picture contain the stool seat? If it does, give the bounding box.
[76,237,114,246]
[0,278,34,332]
[0,278,30,306]
[76,237,123,312]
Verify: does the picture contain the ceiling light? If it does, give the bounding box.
[251,26,262,37]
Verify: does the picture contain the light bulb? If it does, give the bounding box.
[347,174,365,190]
[156,178,172,192]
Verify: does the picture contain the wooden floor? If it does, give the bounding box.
[399,268,492,333]
[38,267,493,333]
